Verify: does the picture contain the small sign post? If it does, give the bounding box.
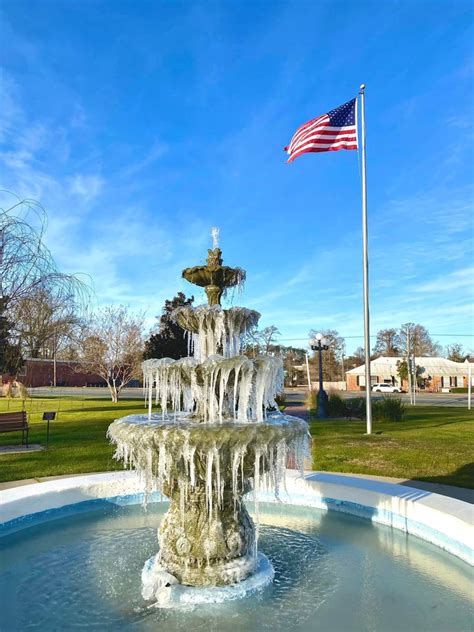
[42,411,56,448]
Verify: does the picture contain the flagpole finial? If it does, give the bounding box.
[360,84,366,91]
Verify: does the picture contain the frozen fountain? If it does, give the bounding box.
[2,241,472,630]
[107,229,311,605]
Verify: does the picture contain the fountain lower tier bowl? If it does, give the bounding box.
[108,412,309,463]
[107,412,311,589]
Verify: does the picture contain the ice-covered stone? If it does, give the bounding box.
[108,239,311,595]
[173,305,260,362]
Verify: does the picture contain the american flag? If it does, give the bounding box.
[285,98,358,163]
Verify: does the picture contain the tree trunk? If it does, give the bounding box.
[107,382,119,403]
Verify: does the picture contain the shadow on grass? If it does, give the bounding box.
[401,462,474,502]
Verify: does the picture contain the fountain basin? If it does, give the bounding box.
[0,476,472,630]
[1,471,471,563]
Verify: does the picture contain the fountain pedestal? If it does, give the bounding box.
[158,485,255,586]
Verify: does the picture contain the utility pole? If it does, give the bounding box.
[407,329,413,405]
[305,352,312,391]
[412,350,416,406]
[53,330,57,387]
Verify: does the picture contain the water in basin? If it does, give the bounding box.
[1,501,472,631]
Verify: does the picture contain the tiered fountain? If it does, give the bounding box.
[107,229,311,606]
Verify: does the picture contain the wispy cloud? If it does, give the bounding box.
[119,140,168,178]
[69,173,104,200]
[416,267,474,293]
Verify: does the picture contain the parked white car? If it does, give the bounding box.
[371,383,402,393]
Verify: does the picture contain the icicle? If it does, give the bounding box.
[206,447,214,521]
[253,447,261,556]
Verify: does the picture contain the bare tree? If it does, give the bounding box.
[0,192,90,374]
[445,343,467,362]
[76,306,145,402]
[373,328,399,356]
[12,286,82,359]
[258,325,281,353]
[396,323,441,357]
[243,325,280,357]
[0,192,89,307]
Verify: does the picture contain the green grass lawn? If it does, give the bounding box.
[0,397,473,488]
[309,406,474,488]
[0,397,146,483]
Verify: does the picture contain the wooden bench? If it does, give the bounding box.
[0,411,29,446]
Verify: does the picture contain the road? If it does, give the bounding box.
[284,387,472,408]
[27,386,472,408]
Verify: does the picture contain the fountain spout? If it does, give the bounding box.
[182,229,246,306]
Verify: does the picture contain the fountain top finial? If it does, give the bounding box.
[181,228,246,306]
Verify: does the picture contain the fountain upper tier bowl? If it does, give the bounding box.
[181,245,246,306]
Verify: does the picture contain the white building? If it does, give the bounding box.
[346,356,472,391]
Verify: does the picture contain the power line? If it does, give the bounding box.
[277,333,474,342]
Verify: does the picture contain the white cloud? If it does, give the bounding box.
[69,174,104,200]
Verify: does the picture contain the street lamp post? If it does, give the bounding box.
[310,333,329,418]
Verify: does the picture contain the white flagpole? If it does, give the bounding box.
[359,84,373,434]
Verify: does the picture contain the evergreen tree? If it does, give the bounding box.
[144,293,194,360]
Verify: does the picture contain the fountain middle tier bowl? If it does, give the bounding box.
[107,412,310,484]
[172,304,261,335]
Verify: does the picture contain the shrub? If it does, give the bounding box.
[344,397,365,419]
[373,396,405,422]
[307,389,317,410]
[308,391,405,422]
[327,392,346,417]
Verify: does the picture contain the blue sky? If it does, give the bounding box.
[1,0,473,353]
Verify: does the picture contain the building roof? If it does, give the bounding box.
[346,356,472,377]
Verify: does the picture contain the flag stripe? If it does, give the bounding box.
[292,131,356,146]
[288,143,357,162]
[289,125,356,150]
[291,139,358,153]
[292,140,357,154]
[285,98,357,162]
[288,115,329,149]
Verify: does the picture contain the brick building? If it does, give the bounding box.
[346,356,472,392]
[17,358,106,388]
